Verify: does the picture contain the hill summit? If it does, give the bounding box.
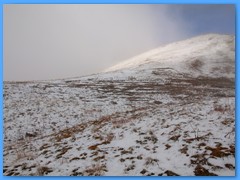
[99,34,234,80]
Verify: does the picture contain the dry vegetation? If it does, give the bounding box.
[3,71,235,176]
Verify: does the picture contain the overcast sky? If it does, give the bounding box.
[4,4,235,81]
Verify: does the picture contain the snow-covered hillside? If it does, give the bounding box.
[105,34,234,78]
[3,34,235,176]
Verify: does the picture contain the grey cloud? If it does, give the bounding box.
[4,4,233,81]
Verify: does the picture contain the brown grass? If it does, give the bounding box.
[36,166,53,176]
[205,144,234,158]
[214,104,231,113]
[88,145,99,151]
[179,146,188,155]
[144,157,159,166]
[194,165,217,176]
[169,135,181,142]
[54,123,87,142]
[84,163,107,176]
[56,146,72,159]
[183,132,212,143]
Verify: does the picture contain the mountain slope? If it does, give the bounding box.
[104,34,234,78]
[3,34,235,176]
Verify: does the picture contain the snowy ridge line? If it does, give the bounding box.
[104,34,234,78]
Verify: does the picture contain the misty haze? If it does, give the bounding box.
[3,4,235,176]
[4,4,234,81]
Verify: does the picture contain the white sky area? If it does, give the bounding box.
[3,4,234,81]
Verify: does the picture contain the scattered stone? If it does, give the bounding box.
[165,144,171,150]
[140,169,147,174]
[164,170,180,176]
[225,164,235,170]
